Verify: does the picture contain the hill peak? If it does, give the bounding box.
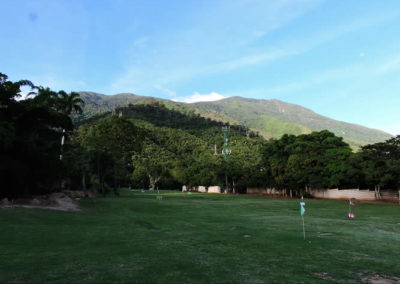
[76,91,392,147]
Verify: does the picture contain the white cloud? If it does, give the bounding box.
[177,92,227,103]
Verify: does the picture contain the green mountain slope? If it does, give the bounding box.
[76,92,392,147]
[193,97,392,147]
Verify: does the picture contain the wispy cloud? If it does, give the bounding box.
[225,50,400,100]
[110,3,400,96]
[110,0,321,94]
[378,54,400,73]
[206,49,297,74]
[174,92,226,103]
[154,84,176,96]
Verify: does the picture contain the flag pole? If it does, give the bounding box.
[300,196,306,240]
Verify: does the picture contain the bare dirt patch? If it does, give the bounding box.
[358,271,400,284]
[314,272,335,281]
[362,274,400,284]
[0,191,97,211]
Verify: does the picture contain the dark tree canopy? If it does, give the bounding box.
[2,72,399,199]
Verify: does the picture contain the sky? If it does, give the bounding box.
[1,0,400,135]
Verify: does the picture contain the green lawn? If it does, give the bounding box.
[1,190,399,283]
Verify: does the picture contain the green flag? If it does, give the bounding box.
[300,201,306,240]
[300,202,305,216]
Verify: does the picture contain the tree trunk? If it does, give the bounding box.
[97,157,101,194]
[113,170,120,196]
[225,174,228,194]
[374,185,381,200]
[148,174,155,190]
[101,177,105,196]
[81,168,87,197]
[290,189,293,198]
[148,174,161,191]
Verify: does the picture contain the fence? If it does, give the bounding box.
[246,187,399,202]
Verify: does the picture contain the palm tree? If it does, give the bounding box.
[0,72,35,104]
[56,91,84,115]
[56,91,84,160]
[30,87,58,107]
[23,87,84,160]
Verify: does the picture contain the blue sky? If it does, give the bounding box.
[1,0,400,135]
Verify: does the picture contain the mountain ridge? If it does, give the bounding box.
[75,91,392,147]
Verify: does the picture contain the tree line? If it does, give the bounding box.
[1,73,399,198]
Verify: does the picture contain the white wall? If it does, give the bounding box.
[247,187,398,201]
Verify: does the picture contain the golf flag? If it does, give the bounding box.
[300,201,305,216]
[348,199,356,218]
[348,212,355,218]
[300,201,306,240]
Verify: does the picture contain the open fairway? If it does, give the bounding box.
[1,190,400,283]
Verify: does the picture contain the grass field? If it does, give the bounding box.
[1,190,399,283]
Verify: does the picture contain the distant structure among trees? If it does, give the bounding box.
[1,73,399,199]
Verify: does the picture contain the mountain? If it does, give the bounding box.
[75,92,392,147]
[193,97,392,147]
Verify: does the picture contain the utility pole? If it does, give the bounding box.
[222,126,231,193]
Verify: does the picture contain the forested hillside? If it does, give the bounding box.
[74,102,265,192]
[194,97,392,147]
[76,92,392,148]
[2,73,400,199]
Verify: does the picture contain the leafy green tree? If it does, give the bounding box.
[0,73,73,197]
[261,131,352,196]
[62,127,91,194]
[132,141,173,190]
[356,136,400,197]
[80,116,142,195]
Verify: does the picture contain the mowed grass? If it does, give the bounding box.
[1,190,399,283]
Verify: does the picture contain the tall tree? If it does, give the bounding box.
[80,116,142,195]
[132,141,173,191]
[356,136,400,198]
[0,73,73,197]
[261,131,352,196]
[56,91,84,115]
